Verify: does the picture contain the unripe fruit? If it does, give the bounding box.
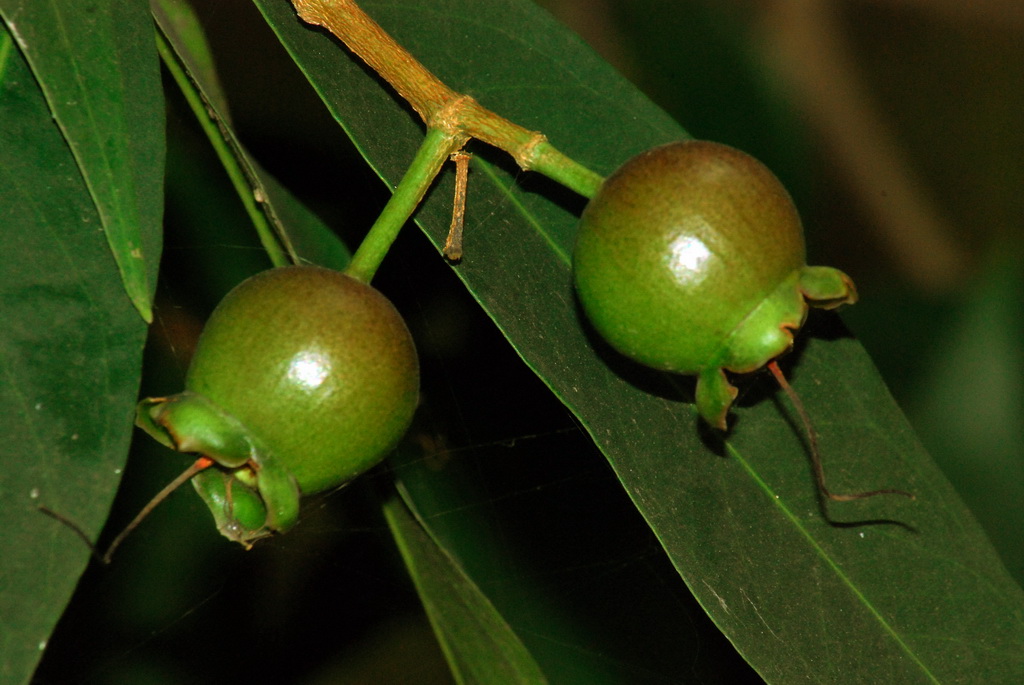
[573,140,855,429]
[136,265,419,545]
[186,265,419,491]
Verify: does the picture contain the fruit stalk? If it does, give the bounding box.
[345,127,465,282]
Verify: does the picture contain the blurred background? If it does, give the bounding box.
[33,1,1022,683]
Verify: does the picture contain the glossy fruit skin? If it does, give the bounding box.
[136,266,419,545]
[186,266,418,491]
[574,141,855,429]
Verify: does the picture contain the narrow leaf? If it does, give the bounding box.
[0,29,148,685]
[152,0,349,270]
[0,0,163,320]
[384,491,548,685]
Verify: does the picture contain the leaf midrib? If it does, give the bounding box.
[727,442,939,683]
[44,0,137,230]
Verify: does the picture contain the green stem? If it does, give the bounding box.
[345,127,465,283]
[155,30,292,268]
[531,141,604,199]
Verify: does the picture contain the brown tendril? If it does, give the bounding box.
[767,361,914,502]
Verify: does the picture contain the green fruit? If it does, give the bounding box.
[573,140,855,429]
[186,265,419,491]
[136,265,419,545]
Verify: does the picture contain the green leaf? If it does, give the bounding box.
[384,491,548,685]
[152,0,350,271]
[389,395,760,683]
[0,0,164,321]
[0,29,148,685]
[255,0,1024,681]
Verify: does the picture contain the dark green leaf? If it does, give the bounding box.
[255,0,1024,681]
[390,386,759,683]
[153,0,349,271]
[384,491,548,685]
[0,29,148,685]
[0,0,164,320]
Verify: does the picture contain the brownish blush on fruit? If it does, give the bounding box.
[573,140,855,430]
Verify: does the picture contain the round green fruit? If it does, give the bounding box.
[573,140,855,429]
[185,265,419,491]
[136,265,419,545]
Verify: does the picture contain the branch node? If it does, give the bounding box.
[513,132,548,171]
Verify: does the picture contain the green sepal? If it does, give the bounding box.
[251,456,301,535]
[799,265,858,309]
[695,367,737,431]
[718,270,805,374]
[192,470,273,547]
[189,458,300,547]
[136,390,302,546]
[695,266,858,429]
[136,392,254,468]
